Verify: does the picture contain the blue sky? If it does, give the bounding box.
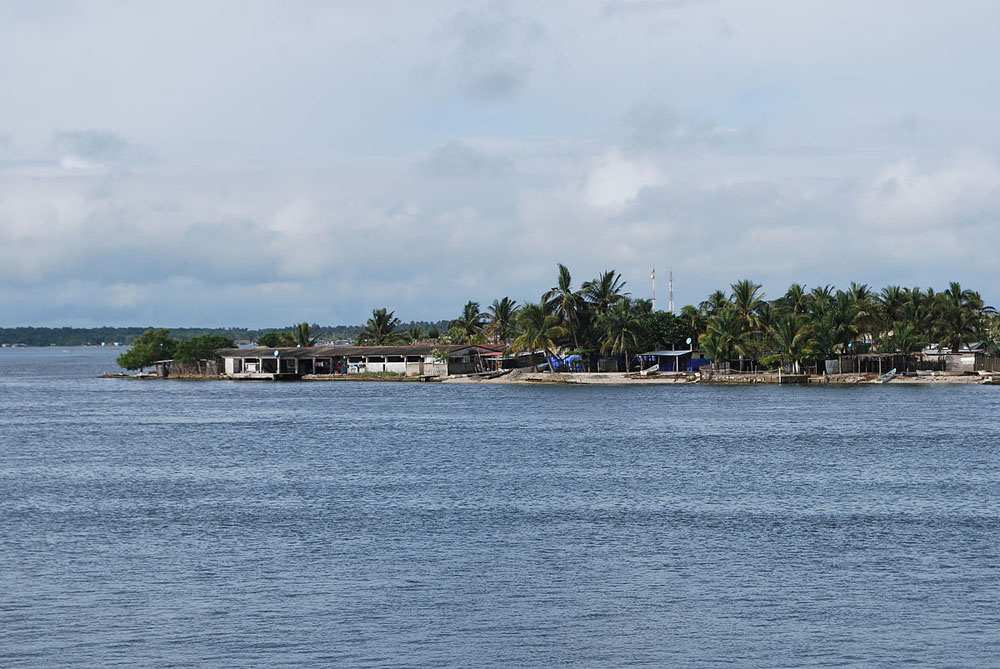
[1,0,999,327]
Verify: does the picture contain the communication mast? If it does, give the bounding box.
[668,270,675,314]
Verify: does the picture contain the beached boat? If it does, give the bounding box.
[875,368,897,383]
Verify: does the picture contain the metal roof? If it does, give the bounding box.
[641,350,694,357]
[215,344,501,359]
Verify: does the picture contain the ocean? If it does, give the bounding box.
[2,347,999,667]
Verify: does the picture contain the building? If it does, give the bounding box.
[637,350,712,373]
[215,344,499,379]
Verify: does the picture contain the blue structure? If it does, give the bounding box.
[638,350,712,372]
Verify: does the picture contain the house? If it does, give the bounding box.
[215,344,499,379]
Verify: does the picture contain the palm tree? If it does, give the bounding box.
[487,297,520,344]
[582,270,628,316]
[699,290,730,315]
[886,322,926,355]
[359,308,401,345]
[782,283,809,315]
[290,322,319,347]
[510,302,568,370]
[878,285,906,339]
[679,304,706,343]
[703,308,744,370]
[935,282,987,353]
[598,298,641,372]
[543,264,584,348]
[769,313,812,374]
[730,279,765,332]
[451,300,487,344]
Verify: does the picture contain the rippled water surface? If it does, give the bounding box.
[2,347,999,667]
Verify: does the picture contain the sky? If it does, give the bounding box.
[2,0,999,327]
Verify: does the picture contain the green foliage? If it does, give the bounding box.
[257,331,294,347]
[450,301,488,344]
[290,322,319,347]
[115,329,177,370]
[635,310,691,353]
[174,334,235,363]
[357,308,402,345]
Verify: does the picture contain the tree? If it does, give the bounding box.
[702,308,744,369]
[116,328,177,371]
[635,310,690,353]
[543,263,585,348]
[884,322,926,355]
[257,331,294,347]
[487,297,519,344]
[598,298,641,372]
[291,322,319,347]
[174,334,235,363]
[358,308,402,345]
[405,325,426,343]
[451,300,488,344]
[767,313,812,374]
[511,302,568,370]
[582,269,628,315]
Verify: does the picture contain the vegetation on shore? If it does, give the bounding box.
[16,266,992,374]
[352,268,998,373]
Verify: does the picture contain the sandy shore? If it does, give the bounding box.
[444,370,993,386]
[444,370,698,385]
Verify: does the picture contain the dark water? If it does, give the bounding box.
[2,348,999,667]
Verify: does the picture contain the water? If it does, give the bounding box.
[2,347,999,667]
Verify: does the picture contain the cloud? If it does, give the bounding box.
[859,152,1000,232]
[422,140,512,177]
[621,102,757,151]
[432,3,545,100]
[581,148,665,210]
[53,130,148,170]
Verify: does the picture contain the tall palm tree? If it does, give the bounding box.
[679,304,706,343]
[359,308,401,345]
[511,302,568,370]
[582,270,628,316]
[290,322,319,347]
[730,279,765,332]
[543,263,584,348]
[878,285,906,338]
[451,301,487,344]
[700,289,730,316]
[782,283,809,315]
[703,307,744,370]
[487,297,520,344]
[886,322,926,355]
[769,313,812,374]
[598,298,641,372]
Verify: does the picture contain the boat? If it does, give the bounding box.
[875,368,897,383]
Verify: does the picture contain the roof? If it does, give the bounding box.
[641,350,694,357]
[215,344,502,359]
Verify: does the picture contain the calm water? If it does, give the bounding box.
[2,347,999,667]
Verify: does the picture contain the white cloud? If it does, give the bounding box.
[581,149,665,211]
[859,152,1000,232]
